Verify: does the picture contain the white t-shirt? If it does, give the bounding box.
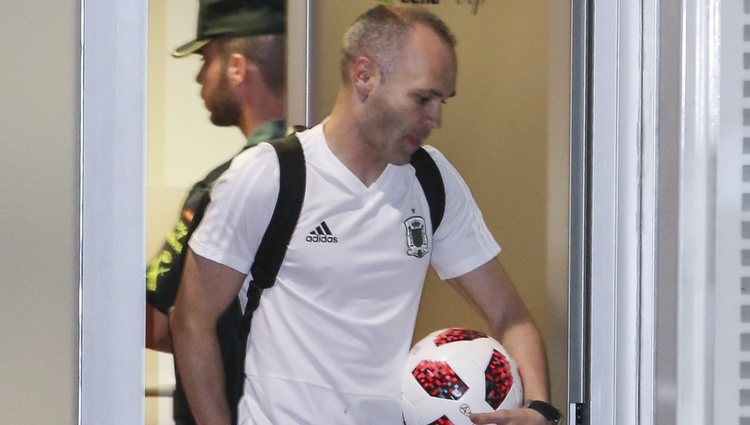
[189,122,500,424]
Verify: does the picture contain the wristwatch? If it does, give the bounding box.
[525,400,562,424]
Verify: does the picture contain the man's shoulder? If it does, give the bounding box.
[420,145,448,163]
[417,145,457,181]
[229,141,280,171]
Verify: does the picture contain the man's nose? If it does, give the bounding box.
[424,102,442,129]
[195,65,206,84]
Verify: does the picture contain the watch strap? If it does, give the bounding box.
[526,400,561,423]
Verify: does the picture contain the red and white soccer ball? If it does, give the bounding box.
[401,328,524,425]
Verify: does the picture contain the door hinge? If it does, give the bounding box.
[569,402,586,425]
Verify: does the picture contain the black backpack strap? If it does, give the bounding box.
[410,147,445,233]
[228,133,306,425]
[242,134,306,334]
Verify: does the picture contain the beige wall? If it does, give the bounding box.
[0,0,79,424]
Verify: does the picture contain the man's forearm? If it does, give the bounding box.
[171,308,232,425]
[497,320,550,403]
[171,249,249,425]
[146,303,172,352]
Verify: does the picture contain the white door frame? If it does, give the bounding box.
[578,0,719,424]
[567,1,647,423]
[79,0,147,423]
[585,0,644,423]
[567,0,661,423]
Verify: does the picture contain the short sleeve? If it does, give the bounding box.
[188,143,280,274]
[426,147,501,279]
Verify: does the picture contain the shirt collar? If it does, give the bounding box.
[244,118,287,150]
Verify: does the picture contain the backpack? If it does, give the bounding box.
[180,131,446,425]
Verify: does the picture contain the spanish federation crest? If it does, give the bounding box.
[404,216,429,258]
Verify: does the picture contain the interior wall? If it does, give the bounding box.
[308,0,570,410]
[0,0,79,424]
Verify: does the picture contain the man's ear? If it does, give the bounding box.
[352,56,379,101]
[225,52,249,86]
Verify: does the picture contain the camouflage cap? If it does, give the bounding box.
[172,0,285,58]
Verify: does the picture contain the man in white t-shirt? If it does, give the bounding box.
[171,4,558,425]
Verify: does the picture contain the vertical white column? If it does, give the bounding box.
[710,0,748,423]
[587,1,644,423]
[79,0,146,423]
[674,0,719,424]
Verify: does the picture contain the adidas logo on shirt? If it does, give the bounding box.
[305,221,339,243]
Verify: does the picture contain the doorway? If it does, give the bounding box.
[144,1,571,422]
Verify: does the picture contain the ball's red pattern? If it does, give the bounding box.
[412,360,469,400]
[433,328,488,346]
[484,349,514,409]
[428,416,455,425]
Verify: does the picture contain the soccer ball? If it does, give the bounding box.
[401,328,524,425]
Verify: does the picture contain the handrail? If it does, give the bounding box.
[145,383,175,398]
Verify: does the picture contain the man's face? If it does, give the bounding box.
[196,41,241,127]
[362,24,457,166]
